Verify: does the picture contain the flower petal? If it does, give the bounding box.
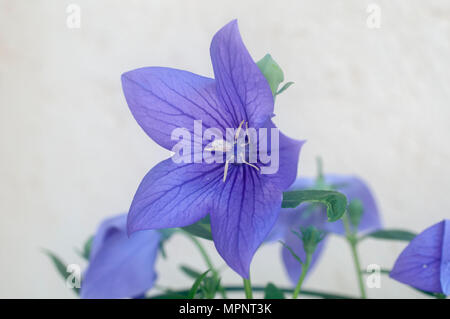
[81,214,160,299]
[267,203,327,243]
[122,67,233,150]
[209,167,282,278]
[259,121,304,190]
[441,220,450,295]
[390,220,445,294]
[210,20,274,128]
[288,177,316,191]
[282,229,327,285]
[128,159,224,233]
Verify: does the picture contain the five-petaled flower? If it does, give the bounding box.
[121,20,303,277]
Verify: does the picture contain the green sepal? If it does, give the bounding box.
[257,54,284,96]
[282,189,347,222]
[347,199,364,228]
[276,81,294,96]
[296,226,326,255]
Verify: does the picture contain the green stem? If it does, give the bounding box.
[184,232,227,298]
[150,286,355,299]
[343,214,367,299]
[243,278,253,299]
[185,234,214,269]
[292,253,311,299]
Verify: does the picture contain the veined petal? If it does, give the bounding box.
[81,214,160,299]
[282,230,327,285]
[210,20,274,128]
[210,167,283,278]
[259,121,304,190]
[441,220,450,295]
[122,67,233,150]
[128,158,224,234]
[390,220,445,294]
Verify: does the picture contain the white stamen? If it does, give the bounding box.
[222,121,259,182]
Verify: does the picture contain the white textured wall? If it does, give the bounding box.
[1,0,449,298]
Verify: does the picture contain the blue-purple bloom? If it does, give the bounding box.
[390,219,450,295]
[268,174,382,284]
[81,214,160,299]
[121,20,303,278]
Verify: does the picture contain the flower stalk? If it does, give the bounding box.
[243,278,253,299]
[342,213,367,299]
[184,232,227,298]
[292,253,312,299]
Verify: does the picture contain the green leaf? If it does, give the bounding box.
[180,265,202,279]
[360,229,417,242]
[187,270,210,299]
[257,54,284,96]
[282,189,347,222]
[149,286,355,299]
[413,288,447,299]
[42,249,80,295]
[200,276,221,299]
[181,215,213,241]
[380,268,391,275]
[276,81,294,96]
[82,236,93,260]
[264,283,285,299]
[43,249,67,280]
[279,241,302,264]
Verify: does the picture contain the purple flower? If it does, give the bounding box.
[390,219,450,295]
[80,214,160,299]
[268,174,382,284]
[121,20,303,278]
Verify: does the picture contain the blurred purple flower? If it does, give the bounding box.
[121,20,303,278]
[390,219,449,295]
[268,174,382,284]
[81,214,160,299]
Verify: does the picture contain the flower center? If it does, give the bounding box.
[204,121,260,182]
